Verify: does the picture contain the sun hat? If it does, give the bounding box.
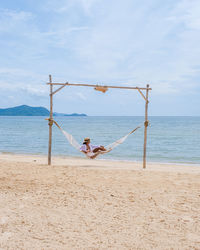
[83,137,90,143]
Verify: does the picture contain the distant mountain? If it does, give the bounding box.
[0,105,87,116]
[0,105,49,116]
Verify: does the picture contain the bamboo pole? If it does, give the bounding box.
[136,87,146,101]
[52,84,68,95]
[48,75,53,165]
[143,84,149,169]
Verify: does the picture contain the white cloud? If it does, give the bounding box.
[0,81,47,97]
[75,92,87,101]
[0,67,48,97]
[169,0,200,30]
[0,0,200,114]
[44,0,100,15]
[0,9,33,32]
[62,0,200,94]
[0,67,32,76]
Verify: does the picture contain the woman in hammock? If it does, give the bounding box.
[80,137,106,159]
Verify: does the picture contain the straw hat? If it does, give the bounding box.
[83,137,90,143]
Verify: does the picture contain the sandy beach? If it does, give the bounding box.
[0,153,200,249]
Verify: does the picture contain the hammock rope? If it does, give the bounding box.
[51,119,141,157]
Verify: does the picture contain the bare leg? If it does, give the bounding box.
[93,146,106,153]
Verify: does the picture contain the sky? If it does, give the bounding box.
[0,0,200,116]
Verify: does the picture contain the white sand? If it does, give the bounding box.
[0,153,200,249]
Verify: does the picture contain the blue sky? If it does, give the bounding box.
[0,0,200,115]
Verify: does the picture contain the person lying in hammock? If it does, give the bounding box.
[80,137,107,159]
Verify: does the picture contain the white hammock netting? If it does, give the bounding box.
[52,120,141,158]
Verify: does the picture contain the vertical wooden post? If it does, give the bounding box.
[48,75,53,165]
[143,84,149,169]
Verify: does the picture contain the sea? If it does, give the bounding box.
[0,116,199,165]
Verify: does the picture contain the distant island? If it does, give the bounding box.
[0,105,87,116]
[53,112,87,117]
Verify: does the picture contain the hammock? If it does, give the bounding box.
[52,120,141,158]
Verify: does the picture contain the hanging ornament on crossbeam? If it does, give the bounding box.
[94,86,108,93]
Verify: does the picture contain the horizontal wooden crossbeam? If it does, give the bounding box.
[47,82,152,91]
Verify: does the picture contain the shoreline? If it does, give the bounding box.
[1,152,200,173]
[1,150,200,167]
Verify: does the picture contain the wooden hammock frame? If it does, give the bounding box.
[46,75,152,168]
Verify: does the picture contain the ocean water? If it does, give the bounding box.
[0,116,199,164]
